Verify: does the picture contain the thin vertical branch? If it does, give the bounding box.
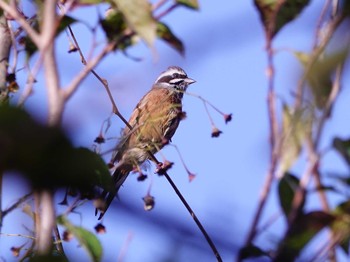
[0,14,11,102]
[41,0,63,125]
[147,153,222,261]
[0,8,11,237]
[36,190,55,254]
[63,25,131,128]
[242,36,280,252]
[117,232,133,262]
[162,172,222,262]
[35,0,62,255]
[294,13,344,110]
[313,0,332,48]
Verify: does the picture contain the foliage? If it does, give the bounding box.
[0,0,200,260]
[239,1,350,261]
[1,0,350,261]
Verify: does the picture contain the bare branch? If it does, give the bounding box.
[294,13,345,110]
[41,0,64,125]
[147,153,223,262]
[36,190,55,255]
[0,14,11,102]
[62,41,115,100]
[0,0,40,46]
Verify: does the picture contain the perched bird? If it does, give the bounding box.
[96,66,196,219]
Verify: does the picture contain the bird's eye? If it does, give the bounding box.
[173,73,180,78]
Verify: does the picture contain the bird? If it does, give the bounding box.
[96,66,196,220]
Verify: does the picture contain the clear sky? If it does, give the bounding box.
[1,1,350,261]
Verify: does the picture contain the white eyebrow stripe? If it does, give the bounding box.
[154,67,187,83]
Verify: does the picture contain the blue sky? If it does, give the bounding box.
[1,1,350,261]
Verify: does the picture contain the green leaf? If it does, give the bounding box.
[331,201,350,254]
[238,244,268,260]
[57,15,77,35]
[254,0,310,38]
[305,49,348,109]
[0,106,113,191]
[23,16,77,58]
[275,211,335,261]
[277,104,312,176]
[112,0,157,46]
[101,8,134,50]
[57,216,102,262]
[176,0,199,10]
[278,173,301,217]
[21,19,40,58]
[157,22,184,55]
[333,137,350,166]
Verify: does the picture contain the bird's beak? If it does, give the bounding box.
[185,77,196,85]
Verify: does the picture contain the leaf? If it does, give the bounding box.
[333,137,350,166]
[57,216,102,262]
[112,0,157,46]
[22,16,77,58]
[275,211,335,261]
[176,0,199,10]
[0,106,113,191]
[29,254,68,262]
[331,200,350,254]
[277,104,312,177]
[22,203,35,219]
[278,173,301,217]
[157,22,184,55]
[57,16,77,35]
[21,19,39,58]
[238,244,268,260]
[305,49,348,109]
[254,0,310,38]
[101,8,127,42]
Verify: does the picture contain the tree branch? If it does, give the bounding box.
[0,14,11,102]
[0,0,40,46]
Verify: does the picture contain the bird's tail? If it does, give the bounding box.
[96,162,133,220]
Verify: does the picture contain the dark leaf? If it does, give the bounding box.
[238,244,268,260]
[333,137,350,166]
[57,15,77,35]
[58,216,102,262]
[278,173,301,217]
[275,211,335,261]
[23,16,77,58]
[176,0,199,10]
[101,9,127,42]
[0,106,113,191]
[340,237,350,254]
[254,0,310,38]
[23,35,38,58]
[157,22,184,55]
[29,255,68,262]
[331,200,350,254]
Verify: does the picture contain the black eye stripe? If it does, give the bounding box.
[169,79,184,85]
[156,75,172,83]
